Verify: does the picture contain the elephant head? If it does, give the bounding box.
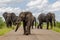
[47,12,56,26]
[19,12,26,21]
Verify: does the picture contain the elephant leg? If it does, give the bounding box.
[29,26,31,34]
[6,23,9,28]
[23,26,26,35]
[26,21,31,35]
[31,24,33,29]
[32,22,34,29]
[27,25,31,35]
[50,20,53,29]
[23,22,26,35]
[9,22,12,28]
[37,24,40,29]
[6,21,9,28]
[40,23,43,29]
[47,21,49,30]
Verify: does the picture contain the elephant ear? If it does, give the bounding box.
[19,12,26,21]
[3,12,8,20]
[11,12,16,21]
[11,13,16,18]
[19,12,25,17]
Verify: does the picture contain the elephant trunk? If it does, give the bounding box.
[15,22,21,32]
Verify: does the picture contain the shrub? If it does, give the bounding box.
[0,17,5,28]
[56,22,60,28]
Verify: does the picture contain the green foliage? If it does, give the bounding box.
[35,22,38,26]
[0,17,14,36]
[52,21,60,32]
[56,22,60,28]
[40,22,60,32]
[0,27,12,36]
[0,17,5,28]
[52,27,60,32]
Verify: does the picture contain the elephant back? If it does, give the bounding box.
[38,13,46,21]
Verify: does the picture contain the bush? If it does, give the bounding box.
[0,17,5,28]
[56,22,60,28]
[0,28,12,36]
[0,17,15,36]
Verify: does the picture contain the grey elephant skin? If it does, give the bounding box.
[3,12,18,28]
[37,12,56,29]
[31,16,36,29]
[15,11,35,35]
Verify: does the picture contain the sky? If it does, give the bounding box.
[0,0,60,21]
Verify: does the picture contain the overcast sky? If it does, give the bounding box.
[0,0,60,21]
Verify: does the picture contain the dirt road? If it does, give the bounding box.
[0,27,60,40]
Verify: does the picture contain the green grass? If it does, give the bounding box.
[0,17,15,36]
[43,24,60,32]
[0,27,13,36]
[52,27,60,32]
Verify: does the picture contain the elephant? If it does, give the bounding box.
[15,11,34,35]
[37,12,56,29]
[3,12,12,28]
[31,16,36,29]
[3,12,18,27]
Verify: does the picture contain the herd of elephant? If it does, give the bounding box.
[3,11,56,35]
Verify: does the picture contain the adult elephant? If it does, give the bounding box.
[15,11,33,35]
[31,16,36,29]
[3,12,12,28]
[3,12,17,27]
[37,12,56,29]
